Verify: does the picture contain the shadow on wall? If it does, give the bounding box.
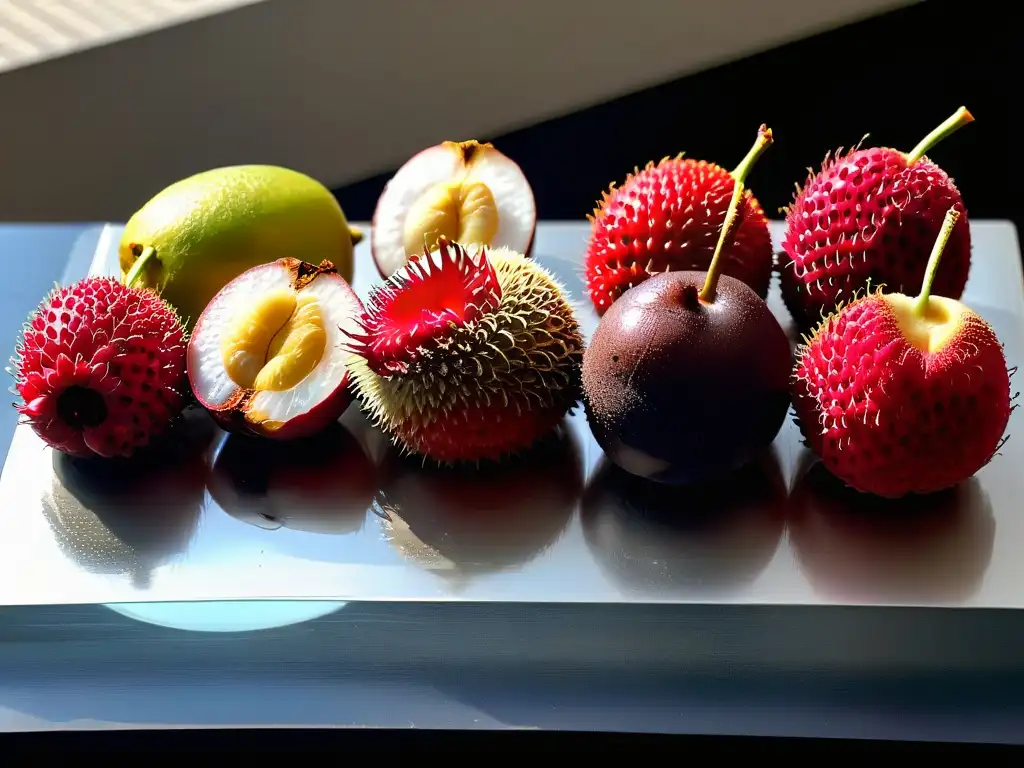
[335,0,1015,233]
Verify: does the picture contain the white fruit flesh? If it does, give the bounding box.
[372,141,536,278]
[189,263,362,428]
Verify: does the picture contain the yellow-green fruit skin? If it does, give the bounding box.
[119,165,357,328]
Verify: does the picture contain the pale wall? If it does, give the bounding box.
[0,0,915,221]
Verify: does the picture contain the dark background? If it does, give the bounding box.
[334,0,1013,235]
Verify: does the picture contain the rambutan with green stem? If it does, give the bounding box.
[346,237,585,464]
[792,206,1014,499]
[780,106,975,328]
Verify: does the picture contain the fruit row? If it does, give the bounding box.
[11,106,1013,503]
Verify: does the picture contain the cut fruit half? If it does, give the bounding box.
[371,140,537,279]
[187,258,364,440]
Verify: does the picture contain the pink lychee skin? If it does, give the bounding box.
[791,293,1011,499]
[780,147,971,328]
[12,277,188,459]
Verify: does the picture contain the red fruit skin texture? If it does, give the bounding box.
[781,148,971,328]
[584,158,773,315]
[792,294,1011,499]
[348,241,584,465]
[391,398,568,466]
[13,277,188,459]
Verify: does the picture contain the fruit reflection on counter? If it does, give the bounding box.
[370,140,536,279]
[583,451,786,596]
[792,208,1013,498]
[12,278,190,459]
[376,423,581,580]
[119,165,362,329]
[208,421,375,536]
[788,457,996,604]
[41,410,214,588]
[187,257,365,440]
[779,107,974,329]
[583,126,791,485]
[583,127,774,315]
[347,239,584,463]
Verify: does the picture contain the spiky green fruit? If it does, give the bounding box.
[347,239,584,463]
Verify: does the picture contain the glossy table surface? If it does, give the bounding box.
[3,222,1024,609]
[0,221,1023,741]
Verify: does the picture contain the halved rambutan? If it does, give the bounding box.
[371,140,537,279]
[188,258,364,440]
[347,238,584,464]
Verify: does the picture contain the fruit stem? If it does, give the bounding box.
[906,106,974,165]
[913,207,961,316]
[124,246,157,288]
[700,124,773,303]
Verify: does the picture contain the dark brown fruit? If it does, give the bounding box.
[582,269,791,485]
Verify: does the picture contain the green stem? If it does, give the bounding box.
[124,246,157,288]
[699,124,774,303]
[906,106,974,165]
[913,207,961,316]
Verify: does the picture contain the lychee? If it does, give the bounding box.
[347,238,584,464]
[187,257,365,440]
[371,140,536,279]
[780,106,975,328]
[10,277,189,459]
[583,134,774,315]
[582,126,791,485]
[792,207,1013,499]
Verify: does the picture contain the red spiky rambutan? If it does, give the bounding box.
[10,277,189,459]
[780,106,975,329]
[583,139,774,315]
[347,238,584,464]
[791,208,1013,499]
